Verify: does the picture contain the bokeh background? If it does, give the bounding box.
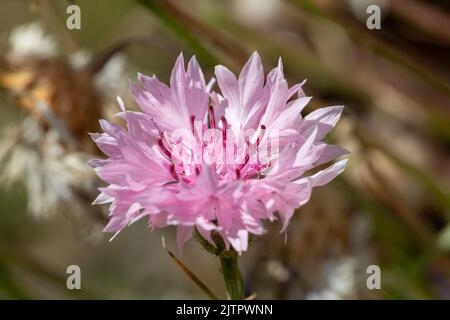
[1,0,450,299]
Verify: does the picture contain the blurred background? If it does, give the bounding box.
[1,0,450,299]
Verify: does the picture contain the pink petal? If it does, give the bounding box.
[301,105,344,140]
[214,65,239,110]
[238,52,264,109]
[309,159,348,187]
[176,225,194,252]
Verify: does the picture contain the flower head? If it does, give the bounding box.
[91,52,348,253]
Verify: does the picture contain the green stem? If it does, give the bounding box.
[195,230,245,300]
[220,253,244,300]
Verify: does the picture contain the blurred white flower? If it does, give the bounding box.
[69,49,91,69]
[266,259,290,282]
[0,22,129,222]
[305,257,357,300]
[7,22,58,61]
[232,0,281,27]
[0,118,96,218]
[94,54,126,91]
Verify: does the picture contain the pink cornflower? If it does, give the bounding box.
[90,52,348,254]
